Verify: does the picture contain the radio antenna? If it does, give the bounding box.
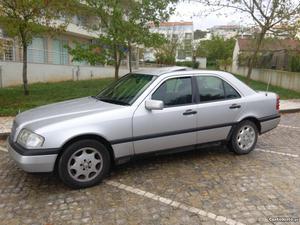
[266,73,271,93]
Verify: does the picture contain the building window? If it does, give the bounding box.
[172,34,178,40]
[185,33,192,39]
[183,25,193,31]
[184,39,192,59]
[177,49,186,60]
[28,37,47,63]
[72,16,87,26]
[52,39,69,65]
[0,39,14,61]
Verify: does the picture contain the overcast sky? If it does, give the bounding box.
[170,1,253,30]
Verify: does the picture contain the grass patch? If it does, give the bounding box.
[235,74,300,99]
[0,78,114,116]
[0,75,299,116]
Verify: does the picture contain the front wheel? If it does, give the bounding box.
[58,139,111,189]
[229,120,258,155]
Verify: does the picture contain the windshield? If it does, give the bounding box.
[95,73,156,105]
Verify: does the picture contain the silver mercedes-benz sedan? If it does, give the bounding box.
[7,67,280,188]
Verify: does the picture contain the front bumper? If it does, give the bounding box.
[7,139,58,173]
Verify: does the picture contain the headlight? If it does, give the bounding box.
[17,129,44,149]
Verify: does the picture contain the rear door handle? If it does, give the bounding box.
[183,109,197,115]
[229,104,241,109]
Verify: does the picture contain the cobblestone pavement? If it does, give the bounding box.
[0,113,299,225]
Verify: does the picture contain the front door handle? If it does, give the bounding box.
[229,104,241,109]
[183,109,197,115]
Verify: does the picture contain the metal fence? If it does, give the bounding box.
[26,47,70,65]
[0,40,90,66]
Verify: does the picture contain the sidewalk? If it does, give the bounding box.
[279,99,300,113]
[1,100,300,138]
[0,117,13,138]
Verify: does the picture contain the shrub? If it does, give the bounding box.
[155,52,176,65]
[289,55,300,72]
[175,61,199,69]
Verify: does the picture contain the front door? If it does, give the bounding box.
[132,76,197,154]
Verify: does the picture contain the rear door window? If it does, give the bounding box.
[196,76,240,102]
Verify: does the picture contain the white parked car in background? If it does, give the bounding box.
[8,67,280,188]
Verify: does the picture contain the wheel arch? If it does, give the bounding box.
[239,116,261,133]
[55,134,116,171]
[227,116,261,141]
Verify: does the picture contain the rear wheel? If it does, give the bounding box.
[229,120,258,155]
[58,139,110,189]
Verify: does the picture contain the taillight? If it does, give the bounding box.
[276,95,280,111]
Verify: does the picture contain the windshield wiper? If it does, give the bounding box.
[96,97,130,106]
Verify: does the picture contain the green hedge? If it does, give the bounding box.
[175,61,199,69]
[289,55,300,72]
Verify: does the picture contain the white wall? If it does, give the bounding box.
[229,66,300,92]
[0,61,129,87]
[196,57,207,69]
[231,41,240,72]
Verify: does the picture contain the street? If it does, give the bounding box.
[0,113,299,225]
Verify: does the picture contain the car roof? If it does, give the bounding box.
[133,67,256,96]
[133,67,233,77]
[133,66,192,76]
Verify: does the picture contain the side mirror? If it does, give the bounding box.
[145,99,164,110]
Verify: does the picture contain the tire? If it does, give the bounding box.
[228,120,258,155]
[58,139,111,189]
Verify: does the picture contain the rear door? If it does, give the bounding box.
[194,75,245,144]
[132,76,197,154]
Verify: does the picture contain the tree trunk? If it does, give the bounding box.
[114,62,119,79]
[114,47,121,80]
[22,44,29,95]
[128,41,132,73]
[246,31,265,84]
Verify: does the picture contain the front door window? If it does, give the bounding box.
[152,77,193,107]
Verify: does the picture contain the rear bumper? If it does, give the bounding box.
[260,114,281,134]
[7,139,58,173]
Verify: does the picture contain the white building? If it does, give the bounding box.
[0,16,99,65]
[209,25,250,39]
[145,21,194,62]
[0,16,122,87]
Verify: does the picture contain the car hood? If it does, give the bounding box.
[15,97,122,128]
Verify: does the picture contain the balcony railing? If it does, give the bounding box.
[0,45,91,66]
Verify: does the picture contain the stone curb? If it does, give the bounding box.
[279,107,300,114]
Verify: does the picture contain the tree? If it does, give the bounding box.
[155,39,177,65]
[195,36,235,67]
[194,29,208,39]
[217,57,232,71]
[0,0,75,95]
[154,27,183,65]
[69,0,177,80]
[194,0,300,83]
[124,24,167,72]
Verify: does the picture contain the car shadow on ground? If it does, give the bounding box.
[111,144,238,175]
[4,144,242,191]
